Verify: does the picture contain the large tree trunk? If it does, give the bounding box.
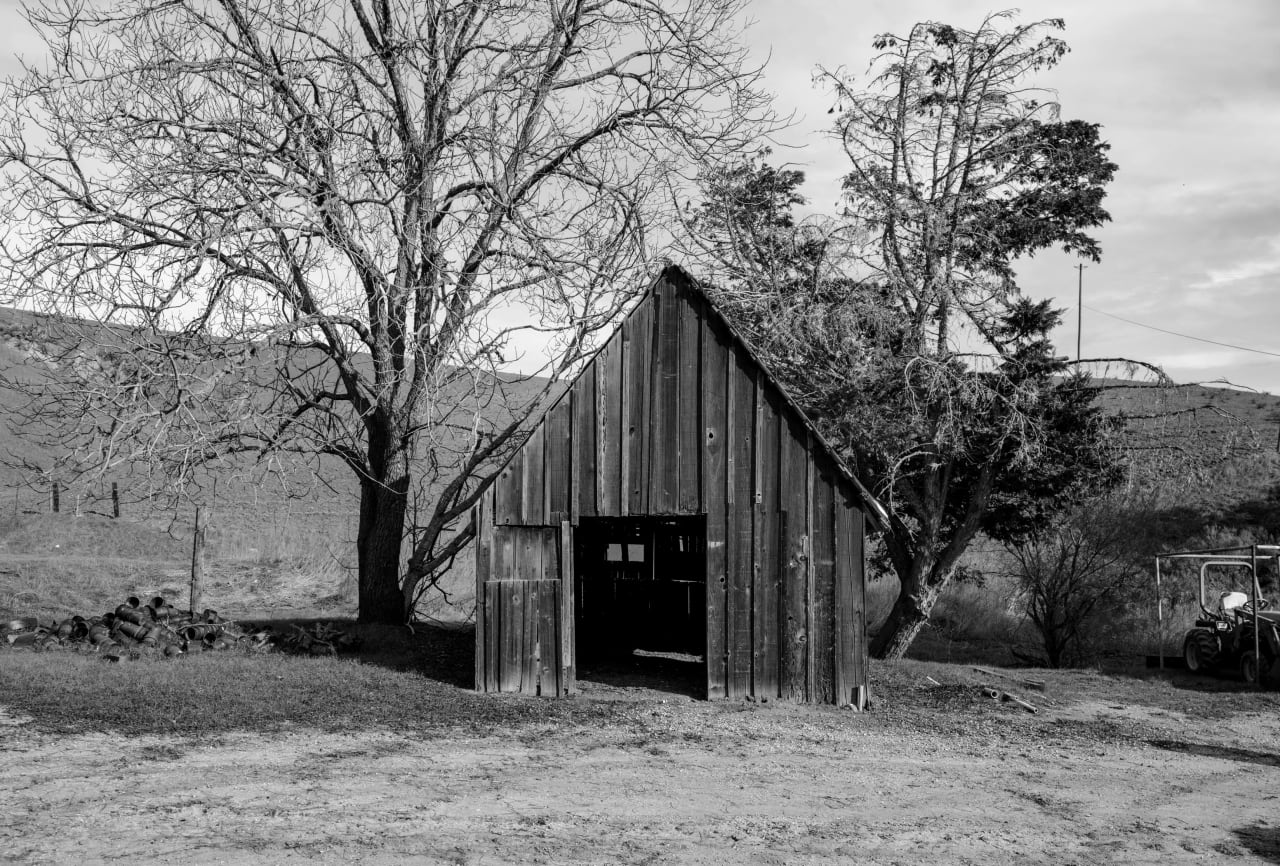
[356,432,412,624]
[869,559,946,660]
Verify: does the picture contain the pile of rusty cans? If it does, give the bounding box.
[2,598,359,660]
[2,596,271,658]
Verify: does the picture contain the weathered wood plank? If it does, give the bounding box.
[850,503,867,694]
[537,579,559,696]
[522,424,545,526]
[542,526,560,575]
[545,397,571,520]
[702,319,730,700]
[677,290,702,513]
[625,296,653,515]
[521,579,540,693]
[811,460,836,704]
[753,384,782,699]
[560,520,577,696]
[727,346,756,697]
[494,451,521,526]
[492,524,515,585]
[779,417,809,701]
[805,437,817,700]
[572,363,597,520]
[499,581,523,692]
[650,282,680,513]
[834,490,854,706]
[484,579,501,691]
[516,527,543,582]
[598,335,623,515]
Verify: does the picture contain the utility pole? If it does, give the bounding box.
[1076,263,1087,361]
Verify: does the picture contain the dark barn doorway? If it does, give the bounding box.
[574,515,707,697]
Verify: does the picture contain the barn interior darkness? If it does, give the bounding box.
[574,516,707,691]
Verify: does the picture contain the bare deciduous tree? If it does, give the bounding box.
[0,0,771,622]
[1004,496,1148,667]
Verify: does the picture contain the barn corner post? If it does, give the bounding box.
[473,495,489,693]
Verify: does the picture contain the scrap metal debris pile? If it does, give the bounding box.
[1,596,360,660]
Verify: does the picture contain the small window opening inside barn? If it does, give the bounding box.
[574,515,707,697]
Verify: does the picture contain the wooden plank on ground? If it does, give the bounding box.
[650,282,680,513]
[702,319,730,700]
[779,417,809,701]
[522,425,545,526]
[572,365,597,520]
[677,291,702,513]
[727,347,756,697]
[753,383,781,699]
[545,398,571,520]
[811,460,836,703]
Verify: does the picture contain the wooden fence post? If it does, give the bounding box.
[111,482,120,519]
[190,506,206,617]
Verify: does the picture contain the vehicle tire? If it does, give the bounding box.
[1183,629,1220,673]
[1241,650,1260,686]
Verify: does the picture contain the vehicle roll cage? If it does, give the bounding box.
[1153,543,1276,674]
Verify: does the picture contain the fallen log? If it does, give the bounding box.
[979,684,1039,714]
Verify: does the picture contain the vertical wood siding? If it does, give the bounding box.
[474,269,868,704]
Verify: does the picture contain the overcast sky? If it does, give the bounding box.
[742,0,1280,393]
[0,1,1276,392]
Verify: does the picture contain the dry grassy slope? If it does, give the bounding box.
[0,304,558,621]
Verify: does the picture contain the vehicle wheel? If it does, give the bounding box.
[1183,629,1219,673]
[1241,650,1260,685]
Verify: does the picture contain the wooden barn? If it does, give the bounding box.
[472,265,881,706]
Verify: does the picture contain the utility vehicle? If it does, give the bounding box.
[1179,560,1280,685]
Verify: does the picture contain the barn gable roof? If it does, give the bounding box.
[484,263,886,527]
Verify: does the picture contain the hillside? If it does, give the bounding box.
[4,303,1280,631]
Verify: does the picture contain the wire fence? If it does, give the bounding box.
[5,480,354,522]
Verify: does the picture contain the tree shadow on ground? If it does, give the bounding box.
[1146,738,1280,769]
[1233,824,1280,862]
[240,617,476,689]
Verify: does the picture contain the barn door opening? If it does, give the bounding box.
[574,515,707,698]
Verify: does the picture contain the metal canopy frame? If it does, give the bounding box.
[1153,544,1277,675]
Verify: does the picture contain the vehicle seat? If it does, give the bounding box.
[1220,591,1249,617]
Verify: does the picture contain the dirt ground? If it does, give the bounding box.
[4,670,1280,866]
